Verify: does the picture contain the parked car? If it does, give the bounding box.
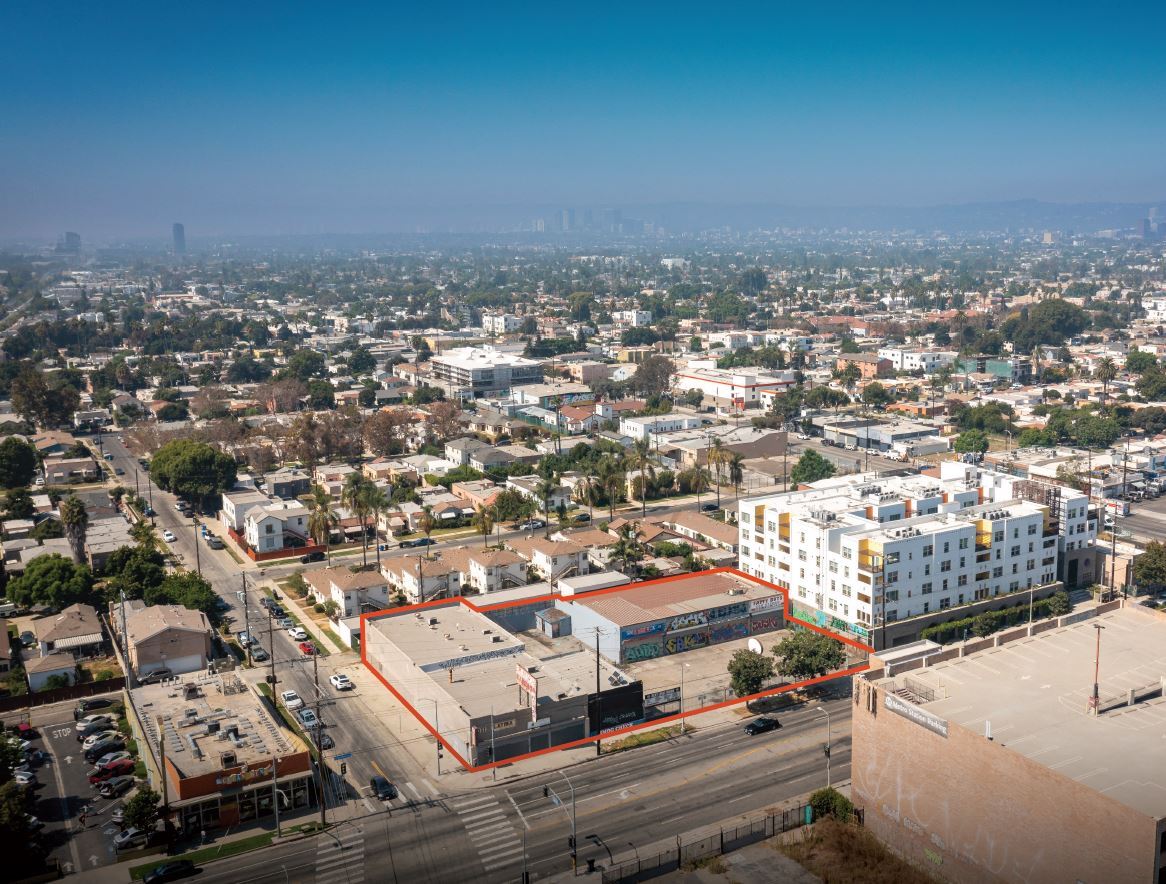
[275,617,294,630]
[84,740,127,763]
[76,718,117,741]
[298,641,316,656]
[206,535,224,549]
[280,690,304,711]
[95,750,133,769]
[162,530,177,542]
[82,729,119,750]
[300,551,326,564]
[27,816,44,830]
[329,673,353,691]
[99,775,136,798]
[143,506,156,517]
[296,708,319,728]
[517,519,546,530]
[75,698,116,720]
[398,537,436,549]
[250,645,269,662]
[269,605,285,618]
[88,758,134,784]
[139,668,173,684]
[77,713,115,732]
[14,769,36,786]
[19,630,36,647]
[743,716,781,736]
[235,630,253,647]
[370,775,398,800]
[112,827,148,850]
[142,860,197,883]
[259,597,276,610]
[313,729,334,750]
[572,512,591,523]
[700,503,719,512]
[287,627,308,641]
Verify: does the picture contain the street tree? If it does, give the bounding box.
[149,439,237,504]
[0,437,38,488]
[953,429,990,455]
[60,495,89,564]
[727,648,775,698]
[5,554,93,608]
[773,630,847,680]
[860,382,893,408]
[789,449,835,486]
[307,484,338,564]
[122,786,162,832]
[471,504,495,549]
[1133,541,1166,592]
[632,355,674,398]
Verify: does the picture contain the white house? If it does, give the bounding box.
[506,475,571,512]
[306,568,391,618]
[220,489,270,532]
[244,501,309,554]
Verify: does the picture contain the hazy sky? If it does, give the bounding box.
[3,2,1164,238]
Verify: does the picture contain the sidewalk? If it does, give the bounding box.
[256,578,352,657]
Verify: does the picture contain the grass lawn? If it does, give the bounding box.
[263,586,332,657]
[321,627,347,653]
[602,724,687,753]
[129,832,275,880]
[776,817,934,884]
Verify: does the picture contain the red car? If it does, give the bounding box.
[298,641,316,656]
[88,757,135,784]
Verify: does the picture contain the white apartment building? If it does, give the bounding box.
[738,464,1092,647]
[611,310,653,327]
[619,413,703,441]
[876,347,956,374]
[430,346,543,400]
[673,366,797,411]
[482,313,523,335]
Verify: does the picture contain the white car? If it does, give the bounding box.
[287,627,308,641]
[14,770,36,786]
[329,674,353,691]
[280,690,304,711]
[82,730,119,750]
[162,530,176,542]
[297,708,319,728]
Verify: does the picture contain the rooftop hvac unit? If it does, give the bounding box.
[492,635,504,643]
[460,644,469,651]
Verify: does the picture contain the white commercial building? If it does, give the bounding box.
[482,313,523,335]
[737,463,1094,648]
[673,366,797,411]
[611,310,653,327]
[876,348,957,374]
[619,413,703,441]
[430,346,543,400]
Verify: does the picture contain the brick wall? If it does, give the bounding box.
[851,678,1160,883]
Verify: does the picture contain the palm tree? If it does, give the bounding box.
[574,475,599,523]
[471,504,495,549]
[631,437,654,520]
[60,496,89,565]
[708,438,726,510]
[727,452,746,502]
[130,519,157,551]
[417,505,437,558]
[342,472,372,568]
[307,484,338,564]
[361,483,389,570]
[612,522,642,575]
[1095,356,1117,402]
[691,466,711,511]
[603,474,622,521]
[535,476,558,538]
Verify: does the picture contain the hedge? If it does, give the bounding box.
[810,787,854,823]
[920,591,1070,645]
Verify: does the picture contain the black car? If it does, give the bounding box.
[700,503,719,512]
[99,775,136,798]
[143,860,197,883]
[74,697,116,720]
[83,738,125,762]
[573,512,591,523]
[370,775,398,800]
[398,537,435,549]
[743,717,781,736]
[300,551,326,564]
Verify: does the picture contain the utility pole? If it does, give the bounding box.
[815,707,832,788]
[157,714,170,820]
[193,515,202,577]
[313,649,326,828]
[242,574,252,665]
[591,628,604,757]
[1088,623,1105,714]
[266,604,281,837]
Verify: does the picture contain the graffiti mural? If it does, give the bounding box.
[667,611,707,632]
[622,640,663,663]
[664,631,709,655]
[750,614,782,633]
[705,602,750,622]
[709,620,750,644]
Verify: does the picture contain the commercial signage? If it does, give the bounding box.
[705,602,750,623]
[421,644,521,672]
[588,682,644,736]
[644,687,681,706]
[884,692,948,738]
[516,663,539,719]
[749,594,783,613]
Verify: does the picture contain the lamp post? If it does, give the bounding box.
[423,698,441,775]
[815,707,832,788]
[543,772,577,872]
[1088,623,1105,714]
[679,662,690,735]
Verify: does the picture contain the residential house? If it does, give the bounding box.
[266,468,311,499]
[451,480,501,510]
[122,602,213,677]
[25,653,77,691]
[32,603,104,657]
[506,474,571,512]
[244,501,310,554]
[469,446,515,472]
[44,457,99,483]
[445,437,490,467]
[381,557,460,603]
[661,511,740,554]
[220,489,270,532]
[508,537,589,582]
[305,568,391,618]
[835,352,893,380]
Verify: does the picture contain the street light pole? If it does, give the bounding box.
[815,707,832,788]
[1088,623,1105,714]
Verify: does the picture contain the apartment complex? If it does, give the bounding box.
[429,346,543,400]
[737,463,1094,648]
[672,366,796,411]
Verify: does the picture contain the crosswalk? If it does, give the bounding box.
[315,826,365,884]
[448,793,525,873]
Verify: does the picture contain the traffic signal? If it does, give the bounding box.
[340,762,347,776]
[823,744,831,758]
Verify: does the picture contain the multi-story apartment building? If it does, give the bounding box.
[875,347,956,374]
[738,463,1094,649]
[672,366,797,411]
[429,346,543,400]
[611,309,653,327]
[482,313,523,335]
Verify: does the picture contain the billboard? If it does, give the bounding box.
[516,663,538,719]
[588,681,645,735]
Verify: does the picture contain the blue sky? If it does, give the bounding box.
[2,2,1164,237]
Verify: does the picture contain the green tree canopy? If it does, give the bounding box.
[283,349,327,382]
[122,786,162,832]
[773,629,846,680]
[632,355,674,398]
[860,382,892,408]
[0,437,38,488]
[145,572,219,614]
[790,449,836,485]
[1126,350,1157,373]
[149,439,237,503]
[953,429,990,454]
[727,648,775,697]
[5,553,94,608]
[1133,541,1166,592]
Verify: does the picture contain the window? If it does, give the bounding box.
[1011,545,1021,557]
[885,571,899,583]
[943,542,950,554]
[940,560,952,572]
[265,524,274,535]
[742,513,751,524]
[886,552,901,565]
[957,575,968,586]
[885,590,899,602]
[994,530,1004,542]
[921,582,932,594]
[1027,524,1037,535]
[958,537,969,550]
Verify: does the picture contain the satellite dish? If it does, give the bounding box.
[747,638,763,655]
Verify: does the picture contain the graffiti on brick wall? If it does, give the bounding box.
[709,620,750,644]
[751,615,781,633]
[623,641,663,663]
[665,631,709,655]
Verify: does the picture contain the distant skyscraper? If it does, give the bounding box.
[602,207,622,233]
[1143,218,1153,240]
[172,222,186,254]
[55,231,81,254]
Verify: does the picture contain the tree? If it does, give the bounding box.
[5,554,93,608]
[362,483,389,569]
[347,347,377,374]
[1047,590,1071,617]
[306,379,335,409]
[122,786,162,832]
[727,452,746,501]
[226,354,272,383]
[59,495,89,564]
[427,401,463,442]
[10,367,80,429]
[105,546,166,598]
[342,472,373,568]
[471,504,495,549]
[535,476,559,537]
[363,408,413,457]
[632,355,674,398]
[861,382,892,408]
[5,488,34,519]
[0,780,48,879]
[803,386,850,412]
[727,649,775,698]
[789,449,835,486]
[1126,350,1158,373]
[1000,299,1089,352]
[0,437,38,488]
[284,349,327,382]
[494,488,535,524]
[146,572,218,613]
[1016,428,1054,448]
[417,505,437,557]
[1133,541,1166,592]
[773,630,846,680]
[953,429,990,455]
[307,485,338,563]
[149,439,237,504]
[630,438,654,520]
[574,475,600,522]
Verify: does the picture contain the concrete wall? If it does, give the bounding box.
[851,678,1160,884]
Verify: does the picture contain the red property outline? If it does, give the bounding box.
[359,566,872,773]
